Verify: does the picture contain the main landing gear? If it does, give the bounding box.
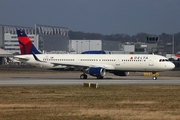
[80,74,104,79]
[80,74,87,79]
[152,72,157,80]
[97,76,104,79]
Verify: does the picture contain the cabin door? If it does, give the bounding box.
[149,57,154,66]
[116,58,120,66]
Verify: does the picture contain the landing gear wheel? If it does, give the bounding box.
[152,76,157,80]
[80,74,87,79]
[84,74,87,79]
[97,76,104,79]
[152,72,157,80]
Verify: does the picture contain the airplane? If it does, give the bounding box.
[14,48,175,80]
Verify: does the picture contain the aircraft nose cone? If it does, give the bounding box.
[170,63,175,70]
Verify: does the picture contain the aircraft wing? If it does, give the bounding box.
[32,53,115,70]
[51,62,115,70]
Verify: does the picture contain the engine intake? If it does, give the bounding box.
[88,67,106,77]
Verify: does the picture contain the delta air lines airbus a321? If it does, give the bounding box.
[14,30,175,80]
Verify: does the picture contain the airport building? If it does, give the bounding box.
[69,40,102,53]
[69,37,160,54]
[117,36,164,55]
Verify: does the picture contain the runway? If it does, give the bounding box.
[1,79,180,86]
[0,71,180,86]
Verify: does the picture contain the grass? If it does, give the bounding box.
[0,85,180,120]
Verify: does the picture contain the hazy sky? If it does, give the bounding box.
[0,0,180,35]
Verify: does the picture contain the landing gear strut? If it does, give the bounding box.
[152,72,157,80]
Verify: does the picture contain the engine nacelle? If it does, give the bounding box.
[112,71,129,76]
[88,67,106,77]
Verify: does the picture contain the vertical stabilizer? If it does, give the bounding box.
[17,30,41,54]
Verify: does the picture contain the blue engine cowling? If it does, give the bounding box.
[88,67,106,77]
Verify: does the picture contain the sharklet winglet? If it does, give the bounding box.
[32,52,42,62]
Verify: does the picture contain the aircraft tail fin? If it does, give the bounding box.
[16,29,41,55]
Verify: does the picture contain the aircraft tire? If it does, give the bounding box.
[152,76,157,80]
[80,74,87,79]
[97,76,104,79]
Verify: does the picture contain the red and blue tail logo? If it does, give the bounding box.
[17,30,41,55]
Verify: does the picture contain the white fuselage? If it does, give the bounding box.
[14,54,175,72]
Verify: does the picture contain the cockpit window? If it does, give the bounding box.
[159,59,169,62]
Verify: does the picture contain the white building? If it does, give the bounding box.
[69,40,102,53]
[4,32,36,54]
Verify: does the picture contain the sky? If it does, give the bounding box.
[0,0,180,35]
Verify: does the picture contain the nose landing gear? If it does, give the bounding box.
[152,72,157,80]
[152,76,157,80]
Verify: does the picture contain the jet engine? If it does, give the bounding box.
[88,67,106,77]
[111,71,129,76]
